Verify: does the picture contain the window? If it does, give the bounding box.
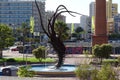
[112,7,116,10]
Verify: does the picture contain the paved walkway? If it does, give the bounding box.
[1,76,78,80]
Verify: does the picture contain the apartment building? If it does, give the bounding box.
[89,0,118,34]
[0,0,45,33]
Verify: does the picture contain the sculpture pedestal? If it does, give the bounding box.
[92,35,108,46]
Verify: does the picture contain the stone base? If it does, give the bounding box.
[92,35,108,46]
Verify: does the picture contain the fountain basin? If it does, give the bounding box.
[30,64,76,76]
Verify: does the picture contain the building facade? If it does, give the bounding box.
[45,11,66,24]
[89,0,118,18]
[45,11,66,34]
[67,23,80,31]
[107,18,114,34]
[106,0,118,34]
[89,0,118,34]
[89,2,95,17]
[80,15,91,39]
[0,0,45,33]
[106,0,118,18]
[114,14,120,33]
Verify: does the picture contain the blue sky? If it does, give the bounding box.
[46,0,120,23]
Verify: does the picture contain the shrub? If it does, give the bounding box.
[92,44,112,63]
[17,46,24,53]
[74,64,92,80]
[102,59,118,66]
[90,68,99,80]
[97,64,118,80]
[117,56,120,65]
[17,66,35,77]
[32,46,46,62]
[83,50,89,57]
[100,44,112,58]
[6,58,16,62]
[75,64,118,80]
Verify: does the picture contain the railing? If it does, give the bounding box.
[64,41,120,47]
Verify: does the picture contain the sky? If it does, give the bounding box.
[45,0,120,23]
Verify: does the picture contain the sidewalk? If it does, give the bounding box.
[0,76,78,80]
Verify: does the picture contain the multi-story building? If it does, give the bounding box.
[0,0,45,33]
[89,0,118,34]
[45,11,66,34]
[80,16,91,33]
[40,11,66,42]
[67,23,87,40]
[80,15,91,39]
[45,11,66,25]
[107,18,114,34]
[106,0,118,34]
[89,2,95,17]
[67,23,80,31]
[89,0,118,18]
[106,0,118,18]
[114,14,120,33]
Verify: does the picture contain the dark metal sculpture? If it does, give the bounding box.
[35,0,83,68]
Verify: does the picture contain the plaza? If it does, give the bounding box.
[1,50,92,80]
[0,0,120,80]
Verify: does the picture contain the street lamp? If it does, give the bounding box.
[113,42,117,59]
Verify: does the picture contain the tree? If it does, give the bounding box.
[71,33,78,39]
[18,22,33,44]
[16,22,37,43]
[32,46,46,62]
[54,20,70,41]
[0,24,14,58]
[100,44,112,58]
[92,44,112,63]
[75,27,84,40]
[75,27,84,34]
[108,33,120,40]
[15,27,23,41]
[35,0,82,68]
[22,22,30,42]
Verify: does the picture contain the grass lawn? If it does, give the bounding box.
[102,59,118,64]
[0,57,55,63]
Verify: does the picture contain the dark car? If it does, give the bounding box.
[10,46,19,51]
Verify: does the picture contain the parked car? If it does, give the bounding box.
[9,46,18,51]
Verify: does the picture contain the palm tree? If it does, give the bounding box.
[54,20,70,41]
[21,23,30,44]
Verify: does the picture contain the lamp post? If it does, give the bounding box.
[21,23,28,61]
[111,42,119,59]
[113,43,117,59]
[20,32,25,61]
